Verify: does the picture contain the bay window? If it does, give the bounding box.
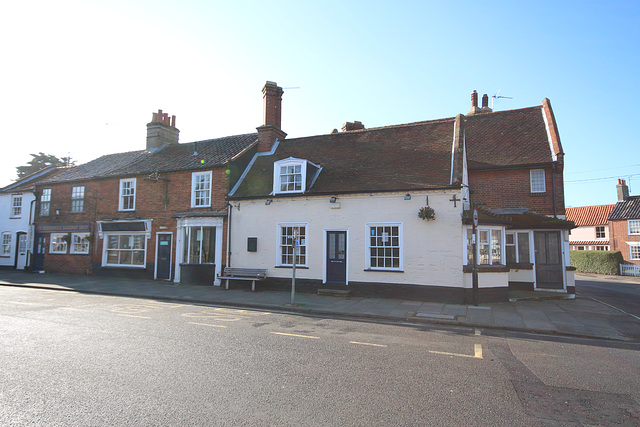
[183,226,215,264]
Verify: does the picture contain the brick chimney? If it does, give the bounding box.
[146,110,179,151]
[342,121,365,132]
[617,179,629,201]
[480,93,493,113]
[467,90,481,116]
[257,81,287,152]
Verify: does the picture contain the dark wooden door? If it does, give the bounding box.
[33,233,46,271]
[534,231,564,289]
[156,234,172,280]
[326,231,347,284]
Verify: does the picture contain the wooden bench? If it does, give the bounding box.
[219,267,267,291]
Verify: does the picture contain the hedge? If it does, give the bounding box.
[570,250,624,275]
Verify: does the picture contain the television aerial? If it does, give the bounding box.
[491,89,513,109]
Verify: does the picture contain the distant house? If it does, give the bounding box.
[227,86,575,302]
[32,110,257,284]
[566,204,615,251]
[609,179,640,266]
[0,167,62,270]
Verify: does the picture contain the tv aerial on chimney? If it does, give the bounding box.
[491,89,513,109]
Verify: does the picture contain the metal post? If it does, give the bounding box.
[291,227,298,305]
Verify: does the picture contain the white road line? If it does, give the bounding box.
[590,297,640,321]
[188,322,227,328]
[349,341,388,347]
[271,332,319,339]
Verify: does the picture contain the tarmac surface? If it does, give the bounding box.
[1,270,638,342]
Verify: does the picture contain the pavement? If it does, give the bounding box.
[1,270,639,342]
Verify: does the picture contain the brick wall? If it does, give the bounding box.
[469,165,566,216]
[35,167,230,276]
[609,219,640,265]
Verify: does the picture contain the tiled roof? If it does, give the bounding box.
[0,167,68,193]
[566,204,616,226]
[465,106,553,170]
[41,134,257,184]
[464,207,575,229]
[569,240,610,246]
[609,196,640,220]
[231,118,458,198]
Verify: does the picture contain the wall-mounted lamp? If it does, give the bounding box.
[265,199,272,205]
[329,197,337,203]
[404,194,411,200]
[55,209,60,215]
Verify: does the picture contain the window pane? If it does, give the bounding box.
[132,251,145,265]
[107,236,118,249]
[517,233,530,263]
[120,251,132,265]
[491,230,501,264]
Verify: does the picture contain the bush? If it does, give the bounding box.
[570,250,624,275]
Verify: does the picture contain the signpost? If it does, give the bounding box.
[472,209,479,306]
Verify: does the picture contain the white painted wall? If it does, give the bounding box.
[0,192,35,268]
[229,190,465,288]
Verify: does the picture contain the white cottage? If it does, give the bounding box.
[224,84,574,303]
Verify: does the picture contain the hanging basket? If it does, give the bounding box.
[418,206,436,221]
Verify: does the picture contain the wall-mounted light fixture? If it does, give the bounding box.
[404,194,411,200]
[55,209,60,215]
[329,197,337,203]
[265,199,272,205]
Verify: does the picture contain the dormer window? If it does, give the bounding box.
[274,158,307,194]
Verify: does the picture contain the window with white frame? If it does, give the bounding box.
[182,226,216,264]
[71,186,84,212]
[278,224,307,266]
[2,233,11,255]
[103,234,146,267]
[70,233,90,254]
[191,171,212,207]
[467,228,503,265]
[50,233,68,254]
[40,188,51,216]
[630,244,640,260]
[273,159,306,194]
[367,223,402,270]
[530,169,546,193]
[119,178,136,211]
[505,232,531,264]
[628,220,640,235]
[11,195,22,218]
[595,226,606,239]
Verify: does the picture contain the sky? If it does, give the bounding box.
[1,0,638,207]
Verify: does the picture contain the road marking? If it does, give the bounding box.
[188,322,227,328]
[182,308,271,322]
[116,314,151,319]
[429,343,483,359]
[350,341,388,347]
[271,332,319,339]
[590,297,640,321]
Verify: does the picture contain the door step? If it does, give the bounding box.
[317,289,351,297]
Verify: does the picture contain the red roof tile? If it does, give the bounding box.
[565,205,615,226]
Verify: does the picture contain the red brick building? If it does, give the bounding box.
[32,83,283,284]
[609,179,640,266]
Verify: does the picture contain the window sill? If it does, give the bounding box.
[506,263,534,270]
[364,268,404,273]
[49,252,68,255]
[274,265,309,269]
[70,252,90,255]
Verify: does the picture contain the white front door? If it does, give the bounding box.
[16,233,27,270]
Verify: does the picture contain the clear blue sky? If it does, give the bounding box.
[1,0,638,207]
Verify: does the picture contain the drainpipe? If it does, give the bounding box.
[28,195,37,271]
[226,201,232,269]
[552,163,557,218]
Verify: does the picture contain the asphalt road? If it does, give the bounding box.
[575,274,640,317]
[1,286,639,426]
